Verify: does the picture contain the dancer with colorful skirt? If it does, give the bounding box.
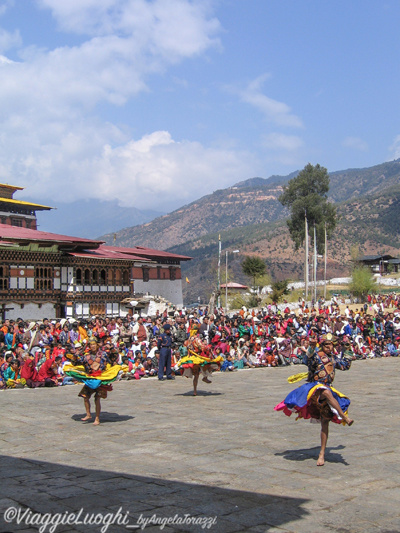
[178,336,223,396]
[64,340,125,425]
[274,333,354,466]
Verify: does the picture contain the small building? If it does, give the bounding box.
[358,254,400,275]
[120,294,173,317]
[220,282,249,293]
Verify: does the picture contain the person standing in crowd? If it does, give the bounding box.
[132,316,148,344]
[157,323,174,381]
[174,320,188,354]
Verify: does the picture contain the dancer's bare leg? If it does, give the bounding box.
[317,418,329,466]
[93,396,101,425]
[193,365,200,396]
[202,364,212,383]
[81,398,92,421]
[320,389,354,426]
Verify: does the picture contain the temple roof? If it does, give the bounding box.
[0,223,102,250]
[0,224,192,261]
[0,183,53,210]
[100,245,192,261]
[0,183,24,192]
[0,197,54,210]
[220,282,249,289]
[359,254,397,262]
[67,248,151,261]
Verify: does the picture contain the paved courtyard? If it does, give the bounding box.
[1,358,400,533]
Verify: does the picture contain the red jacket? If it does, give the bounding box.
[21,359,39,381]
[38,358,56,381]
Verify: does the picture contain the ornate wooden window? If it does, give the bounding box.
[170,267,176,281]
[115,269,121,284]
[89,303,106,316]
[142,267,149,282]
[76,268,82,284]
[35,266,53,291]
[84,269,90,284]
[122,270,129,285]
[0,266,8,290]
[108,269,114,285]
[100,269,107,284]
[92,269,98,284]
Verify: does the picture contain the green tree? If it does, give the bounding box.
[230,294,246,310]
[246,294,260,308]
[241,256,266,289]
[270,280,289,303]
[349,266,377,300]
[257,273,272,290]
[279,163,337,254]
[350,244,360,262]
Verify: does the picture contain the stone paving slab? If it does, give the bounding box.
[0,358,399,532]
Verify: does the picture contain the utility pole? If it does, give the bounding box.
[313,224,317,303]
[225,251,228,314]
[324,222,327,300]
[217,235,221,309]
[225,249,239,314]
[305,212,309,300]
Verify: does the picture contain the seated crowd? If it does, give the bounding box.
[1,292,400,389]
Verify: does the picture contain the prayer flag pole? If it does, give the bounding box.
[314,224,317,303]
[217,234,221,308]
[305,212,309,300]
[324,222,327,300]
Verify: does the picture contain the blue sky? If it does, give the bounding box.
[0,0,400,215]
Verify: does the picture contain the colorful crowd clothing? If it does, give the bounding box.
[3,364,26,388]
[20,357,44,388]
[274,342,352,425]
[37,358,57,381]
[1,291,399,393]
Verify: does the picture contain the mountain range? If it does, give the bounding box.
[32,198,163,239]
[98,159,400,303]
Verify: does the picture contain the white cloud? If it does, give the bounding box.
[37,0,220,59]
[342,136,368,152]
[262,132,303,151]
[89,131,257,209]
[231,74,303,128]
[4,126,256,211]
[260,132,304,166]
[36,0,117,34]
[0,27,20,52]
[0,1,228,211]
[0,0,21,52]
[0,1,14,17]
[389,135,400,159]
[1,2,220,113]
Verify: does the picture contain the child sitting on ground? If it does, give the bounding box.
[220,354,236,371]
